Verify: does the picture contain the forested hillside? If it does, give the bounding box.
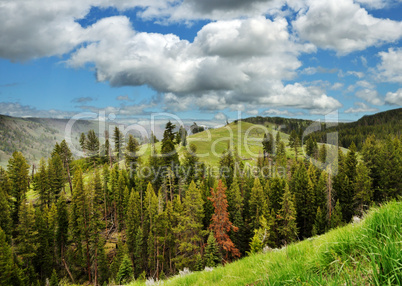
[0,117,400,285]
[0,115,99,167]
[307,108,402,150]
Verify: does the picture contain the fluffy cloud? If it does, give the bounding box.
[385,89,402,106]
[67,16,341,113]
[293,0,402,54]
[355,89,383,105]
[378,48,402,83]
[344,102,379,113]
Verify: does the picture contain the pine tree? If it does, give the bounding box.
[378,136,401,201]
[56,194,69,261]
[278,184,298,245]
[7,151,30,225]
[86,129,100,162]
[330,200,343,229]
[79,133,86,153]
[16,200,38,283]
[0,227,16,286]
[226,177,245,254]
[161,121,179,168]
[117,254,133,284]
[70,168,92,282]
[0,186,12,236]
[48,153,65,202]
[312,207,326,236]
[34,206,53,281]
[354,162,373,215]
[262,132,274,157]
[125,134,140,169]
[319,144,327,165]
[114,127,124,162]
[182,143,200,184]
[249,177,268,231]
[290,162,314,238]
[248,216,270,254]
[49,269,58,286]
[174,181,205,270]
[126,189,141,266]
[33,158,48,206]
[209,180,240,261]
[204,231,221,267]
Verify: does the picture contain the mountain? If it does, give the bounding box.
[0,115,101,167]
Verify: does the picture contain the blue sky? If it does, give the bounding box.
[0,0,401,126]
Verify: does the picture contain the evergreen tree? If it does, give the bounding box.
[33,158,49,206]
[330,200,343,229]
[312,207,326,236]
[182,143,200,184]
[0,227,16,286]
[361,135,382,202]
[48,153,65,202]
[0,186,12,236]
[56,194,69,261]
[114,127,124,162]
[204,231,221,267]
[7,151,30,225]
[79,133,86,153]
[174,181,205,270]
[318,144,327,164]
[209,180,240,261]
[275,141,287,168]
[354,162,373,215]
[262,132,274,157]
[117,254,133,284]
[248,216,270,254]
[125,134,140,169]
[86,129,100,161]
[161,121,179,168]
[290,162,313,238]
[344,142,358,183]
[378,136,401,201]
[49,269,58,286]
[226,177,245,254]
[126,189,141,267]
[249,177,268,231]
[16,200,38,283]
[278,184,298,245]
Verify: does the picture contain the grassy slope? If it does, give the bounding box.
[139,121,289,167]
[129,201,401,286]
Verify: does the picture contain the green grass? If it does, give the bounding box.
[127,201,401,286]
[139,121,289,167]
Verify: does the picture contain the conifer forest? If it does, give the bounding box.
[0,114,401,286]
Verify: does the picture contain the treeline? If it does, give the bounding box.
[307,108,402,150]
[0,121,401,285]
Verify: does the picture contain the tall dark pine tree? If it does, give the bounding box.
[161,121,179,168]
[7,151,30,225]
[125,134,140,169]
[262,132,274,158]
[114,127,124,162]
[278,184,298,245]
[174,181,205,270]
[0,186,12,237]
[86,129,100,162]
